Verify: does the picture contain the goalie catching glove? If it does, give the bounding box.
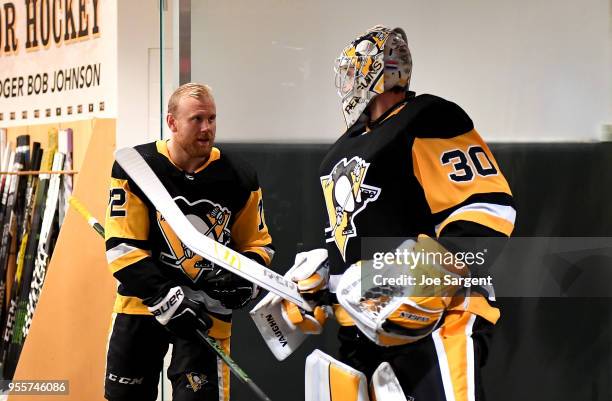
[337,235,469,346]
[281,249,332,335]
[144,286,213,340]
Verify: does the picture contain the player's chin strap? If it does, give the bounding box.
[305,349,410,401]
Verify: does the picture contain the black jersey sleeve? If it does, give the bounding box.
[105,161,176,299]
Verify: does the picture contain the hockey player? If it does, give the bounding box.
[280,25,516,400]
[104,83,274,401]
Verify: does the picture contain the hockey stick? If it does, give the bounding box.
[195,329,272,401]
[114,147,311,311]
[68,196,273,401]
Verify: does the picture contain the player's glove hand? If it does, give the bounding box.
[201,265,257,309]
[337,235,469,346]
[280,249,332,335]
[144,286,213,339]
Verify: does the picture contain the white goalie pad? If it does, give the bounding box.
[249,249,328,361]
[305,350,369,401]
[371,362,411,401]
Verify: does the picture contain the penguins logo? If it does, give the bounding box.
[157,196,231,282]
[185,372,207,392]
[320,156,381,260]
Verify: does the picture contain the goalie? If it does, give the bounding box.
[252,25,515,401]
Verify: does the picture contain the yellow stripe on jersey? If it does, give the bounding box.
[231,189,273,266]
[216,338,231,401]
[112,295,233,338]
[107,245,151,274]
[105,177,150,241]
[436,210,515,237]
[433,311,475,401]
[412,130,512,214]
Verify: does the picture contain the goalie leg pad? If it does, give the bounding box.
[370,362,410,401]
[305,349,370,401]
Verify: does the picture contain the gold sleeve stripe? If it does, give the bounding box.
[108,247,151,274]
[435,202,516,236]
[239,246,274,266]
[105,177,150,241]
[412,130,512,213]
[436,210,515,237]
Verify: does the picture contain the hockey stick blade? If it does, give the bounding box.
[69,197,273,401]
[114,147,311,311]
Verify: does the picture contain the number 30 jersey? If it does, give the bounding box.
[319,93,515,275]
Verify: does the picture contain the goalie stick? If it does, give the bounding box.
[68,196,273,401]
[114,147,311,311]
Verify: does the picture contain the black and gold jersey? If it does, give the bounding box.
[104,140,273,336]
[320,92,515,279]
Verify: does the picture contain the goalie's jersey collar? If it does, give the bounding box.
[155,139,221,174]
[352,90,418,136]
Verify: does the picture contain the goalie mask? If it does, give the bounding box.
[335,25,412,128]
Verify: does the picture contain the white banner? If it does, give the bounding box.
[0,0,117,126]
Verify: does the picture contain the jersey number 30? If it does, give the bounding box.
[441,146,497,183]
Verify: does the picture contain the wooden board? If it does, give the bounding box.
[9,119,116,401]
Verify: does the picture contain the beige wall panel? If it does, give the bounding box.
[10,119,116,401]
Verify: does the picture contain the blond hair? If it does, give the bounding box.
[167,82,214,115]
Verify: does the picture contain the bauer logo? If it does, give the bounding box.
[152,287,183,318]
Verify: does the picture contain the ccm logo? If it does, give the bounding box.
[262,269,296,290]
[108,373,144,385]
[152,288,183,317]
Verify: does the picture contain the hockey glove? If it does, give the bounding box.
[201,265,257,309]
[337,235,469,346]
[144,286,213,340]
[280,249,332,335]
